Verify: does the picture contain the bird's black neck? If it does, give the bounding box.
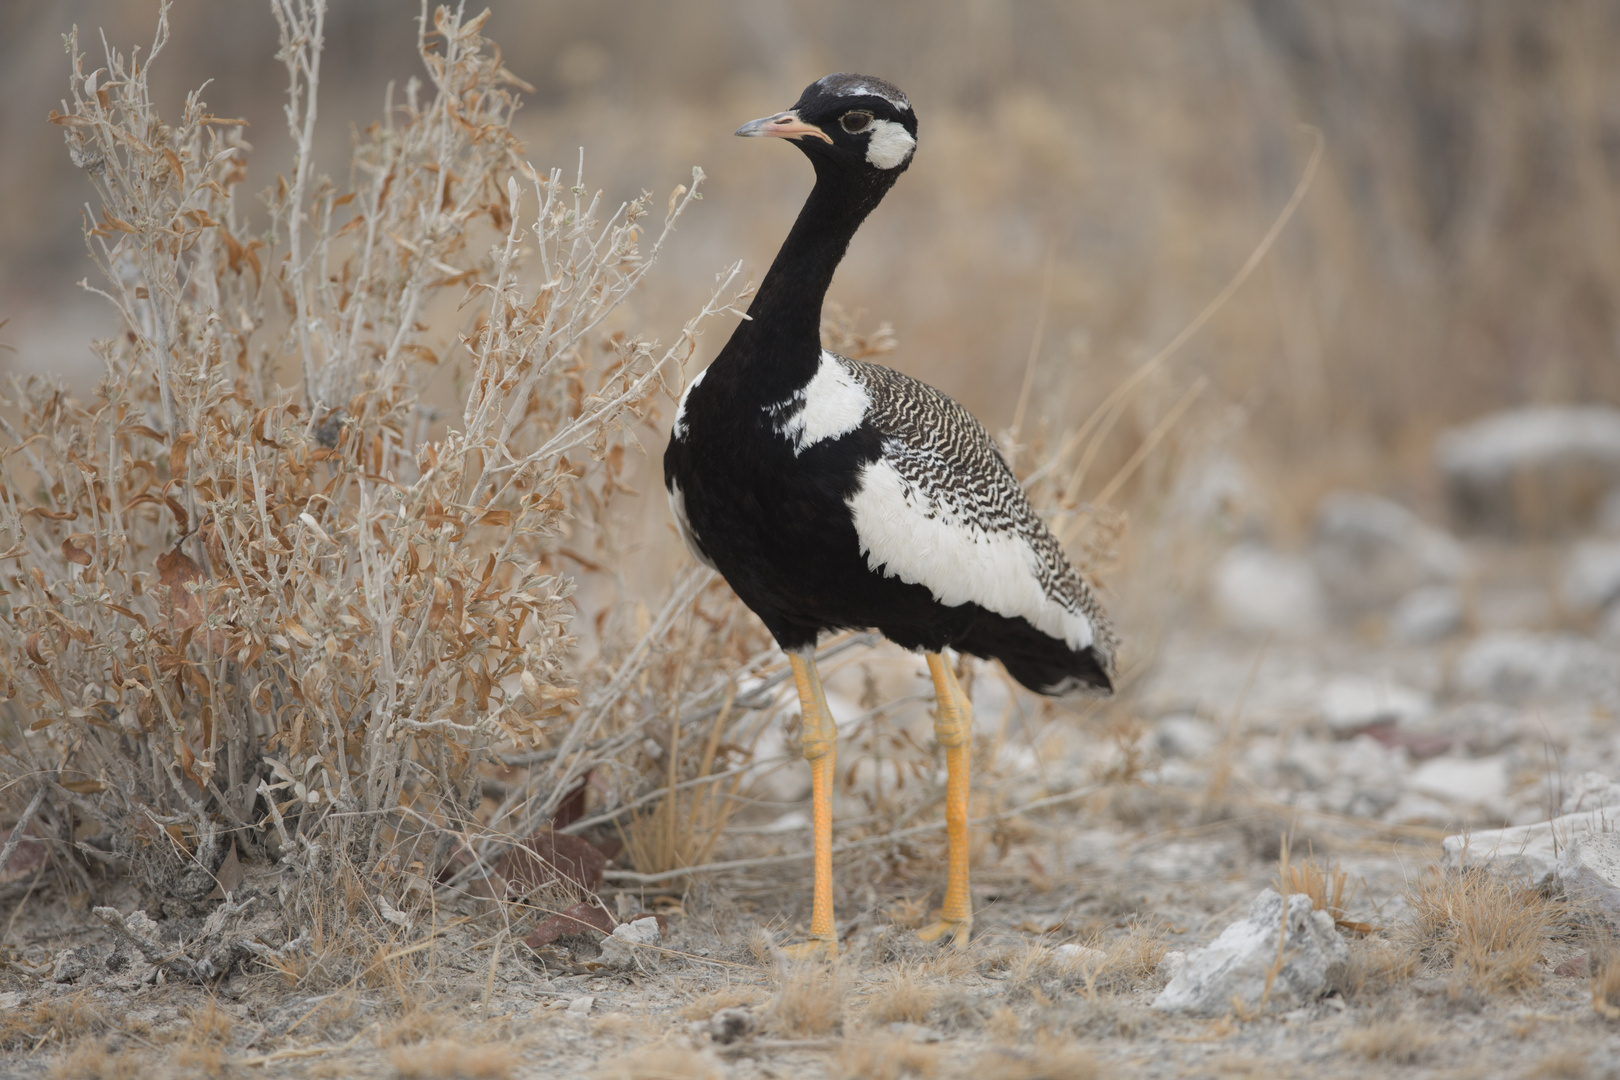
[723,160,896,398]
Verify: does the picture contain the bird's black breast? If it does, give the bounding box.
[664,368,969,652]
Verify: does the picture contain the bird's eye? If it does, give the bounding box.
[840,111,873,134]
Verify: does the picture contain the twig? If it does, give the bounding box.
[0,786,46,879]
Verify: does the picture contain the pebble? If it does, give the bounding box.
[1152,890,1348,1017]
[1406,755,1508,805]
[1211,543,1325,634]
[1388,584,1464,643]
[1454,631,1620,702]
[1316,675,1432,735]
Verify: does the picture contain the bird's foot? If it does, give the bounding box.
[778,936,838,962]
[915,915,972,949]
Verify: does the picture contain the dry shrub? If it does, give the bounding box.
[0,0,738,933]
[1400,867,1558,994]
[1005,925,1167,1003]
[388,1038,515,1080]
[600,1046,724,1080]
[963,1035,1097,1080]
[1592,948,1620,1021]
[763,961,847,1037]
[838,1033,941,1080]
[1339,1017,1434,1064]
[861,966,937,1025]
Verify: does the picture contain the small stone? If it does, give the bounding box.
[566,995,595,1016]
[1555,832,1620,919]
[1389,585,1464,644]
[53,949,88,984]
[1212,544,1325,634]
[1311,491,1467,618]
[1406,755,1508,805]
[1454,632,1620,702]
[1152,890,1349,1017]
[1436,405,1620,536]
[598,916,663,970]
[1317,676,1432,736]
[1154,715,1219,760]
[1562,541,1620,615]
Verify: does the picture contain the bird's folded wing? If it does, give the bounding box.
[843,358,1110,654]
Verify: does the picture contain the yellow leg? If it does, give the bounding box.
[917,652,973,948]
[781,649,838,960]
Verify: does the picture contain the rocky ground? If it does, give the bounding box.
[4,405,1620,1078]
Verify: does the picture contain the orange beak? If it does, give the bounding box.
[734,110,833,144]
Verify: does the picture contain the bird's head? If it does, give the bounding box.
[735,73,917,175]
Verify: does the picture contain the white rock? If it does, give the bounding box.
[1389,585,1464,644]
[1384,792,1459,827]
[1437,406,1620,535]
[598,916,662,970]
[1561,772,1620,815]
[1317,676,1432,735]
[1442,806,1620,880]
[1555,832,1620,917]
[1454,631,1620,702]
[1151,890,1349,1017]
[566,995,596,1016]
[1311,491,1467,617]
[1212,544,1325,634]
[1154,714,1220,760]
[763,810,809,833]
[1407,755,1509,805]
[0,991,20,1012]
[1563,541,1620,615]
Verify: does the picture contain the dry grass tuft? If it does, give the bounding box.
[964,1035,1098,1080]
[1277,836,1368,932]
[862,966,938,1025]
[48,1042,143,1080]
[377,1004,458,1049]
[387,1038,515,1080]
[838,1033,942,1080]
[1529,1048,1592,1080]
[2,994,109,1051]
[600,1046,725,1080]
[1335,936,1418,1000]
[763,961,847,1037]
[1339,1017,1434,1064]
[1400,868,1559,994]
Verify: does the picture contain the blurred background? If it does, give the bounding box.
[5,0,1620,586]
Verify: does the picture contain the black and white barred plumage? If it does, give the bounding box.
[664,74,1115,696]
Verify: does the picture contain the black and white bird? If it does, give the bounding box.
[664,74,1116,956]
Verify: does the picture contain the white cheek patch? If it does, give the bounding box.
[847,454,1095,651]
[864,119,915,170]
[672,365,708,440]
[768,351,872,454]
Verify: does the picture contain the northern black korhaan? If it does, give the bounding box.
[663,74,1116,957]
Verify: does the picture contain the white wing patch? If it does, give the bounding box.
[667,479,716,569]
[768,351,871,455]
[848,454,1095,650]
[672,366,708,441]
[864,119,915,170]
